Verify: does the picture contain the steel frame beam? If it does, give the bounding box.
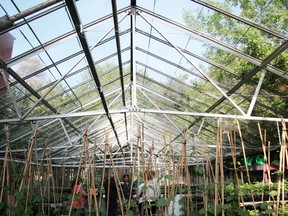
[1,108,288,123]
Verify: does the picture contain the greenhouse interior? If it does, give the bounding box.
[0,0,287,215]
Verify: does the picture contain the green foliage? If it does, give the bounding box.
[141,185,149,192]
[194,166,205,175]
[156,197,170,207]
[126,209,134,216]
[195,178,288,215]
[164,174,173,181]
[98,206,106,215]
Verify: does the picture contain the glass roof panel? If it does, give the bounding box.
[0,0,287,166]
[28,7,73,44]
[137,0,199,26]
[45,37,82,63]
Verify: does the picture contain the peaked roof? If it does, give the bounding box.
[0,0,287,167]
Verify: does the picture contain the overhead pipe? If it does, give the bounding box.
[0,0,62,32]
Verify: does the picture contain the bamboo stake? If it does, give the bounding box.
[194,139,199,213]
[258,124,272,184]
[39,138,49,214]
[107,142,125,216]
[214,119,220,216]
[257,123,273,207]
[46,145,51,215]
[99,134,108,210]
[128,129,141,213]
[48,144,58,214]
[175,128,189,215]
[32,134,46,215]
[148,143,156,214]
[4,126,15,216]
[68,125,87,216]
[204,144,214,208]
[275,126,284,215]
[183,129,192,215]
[0,126,10,202]
[175,139,184,216]
[163,126,168,216]
[227,129,245,209]
[274,121,282,215]
[82,130,91,216]
[168,129,175,216]
[60,150,67,215]
[279,121,287,214]
[24,155,33,213]
[281,137,286,214]
[267,141,272,206]
[103,133,125,215]
[15,123,38,209]
[139,125,149,216]
[204,150,209,216]
[104,135,110,216]
[219,121,225,216]
[236,120,256,211]
[105,166,111,216]
[17,123,38,194]
[86,134,99,216]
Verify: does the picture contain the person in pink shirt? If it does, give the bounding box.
[72,177,87,215]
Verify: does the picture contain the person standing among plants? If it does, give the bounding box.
[136,171,160,215]
[104,170,118,216]
[121,174,132,201]
[71,176,88,216]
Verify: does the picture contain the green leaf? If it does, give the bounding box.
[168,196,175,202]
[269,190,278,197]
[53,208,59,214]
[32,195,42,203]
[195,166,204,175]
[164,175,173,181]
[265,209,274,214]
[15,191,25,200]
[179,188,186,194]
[260,202,268,210]
[99,206,106,215]
[127,210,134,216]
[157,198,169,207]
[198,208,206,215]
[148,185,154,190]
[141,185,149,191]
